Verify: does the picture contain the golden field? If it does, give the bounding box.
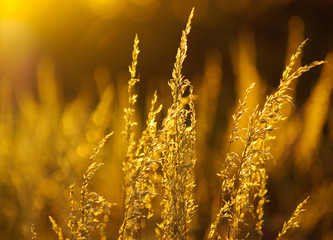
[0,1,332,240]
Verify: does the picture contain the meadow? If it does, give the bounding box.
[0,7,333,240]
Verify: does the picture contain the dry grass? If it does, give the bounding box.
[49,132,113,240]
[0,8,331,240]
[208,39,324,239]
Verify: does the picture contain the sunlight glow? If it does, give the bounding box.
[82,0,126,18]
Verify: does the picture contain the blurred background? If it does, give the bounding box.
[0,0,332,239]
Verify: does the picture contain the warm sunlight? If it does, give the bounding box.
[82,0,125,18]
[0,1,332,240]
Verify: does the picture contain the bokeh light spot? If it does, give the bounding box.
[82,0,126,18]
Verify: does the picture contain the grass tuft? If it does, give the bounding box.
[208,39,324,239]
